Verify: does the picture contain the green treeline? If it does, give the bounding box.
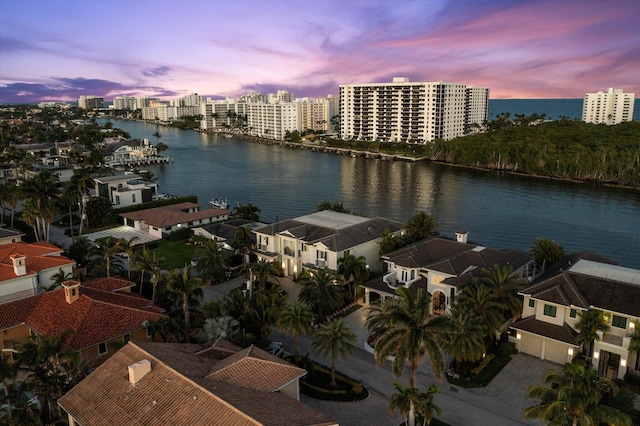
[434,120,640,186]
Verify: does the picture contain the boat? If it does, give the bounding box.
[210,197,228,209]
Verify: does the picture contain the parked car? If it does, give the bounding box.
[265,341,284,358]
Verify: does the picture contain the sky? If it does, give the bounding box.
[0,0,639,103]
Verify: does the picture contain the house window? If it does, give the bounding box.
[132,194,136,203]
[411,270,415,280]
[115,195,120,205]
[344,249,350,256]
[543,304,557,318]
[612,315,627,329]
[450,287,455,303]
[123,333,131,343]
[570,309,577,318]
[98,342,107,355]
[528,299,535,308]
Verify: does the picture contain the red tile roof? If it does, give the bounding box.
[58,341,336,426]
[83,277,136,292]
[120,203,230,228]
[0,242,74,281]
[0,284,164,350]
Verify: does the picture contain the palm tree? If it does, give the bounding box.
[251,259,281,291]
[523,361,632,426]
[116,236,139,280]
[44,268,74,291]
[233,226,253,262]
[444,305,487,372]
[389,382,442,426]
[404,211,437,244]
[194,239,227,285]
[19,170,60,241]
[456,281,504,337]
[311,318,356,387]
[479,264,526,319]
[4,183,21,228]
[232,203,261,221]
[298,268,344,320]
[67,236,93,267]
[575,309,610,358]
[166,266,203,337]
[277,302,313,357]
[531,237,565,273]
[69,166,94,236]
[366,288,454,411]
[135,248,165,301]
[197,316,240,344]
[91,236,122,277]
[338,252,369,302]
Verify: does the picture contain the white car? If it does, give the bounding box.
[265,341,284,358]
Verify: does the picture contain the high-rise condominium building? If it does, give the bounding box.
[340,77,489,143]
[113,96,136,110]
[582,88,635,125]
[77,96,105,109]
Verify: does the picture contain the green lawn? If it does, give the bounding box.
[150,239,197,269]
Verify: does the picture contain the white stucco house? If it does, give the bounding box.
[510,252,640,379]
[360,232,534,312]
[93,174,158,208]
[252,210,404,277]
[120,202,230,239]
[0,241,75,304]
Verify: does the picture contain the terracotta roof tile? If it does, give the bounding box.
[0,242,74,281]
[120,204,230,228]
[59,341,336,426]
[83,277,136,292]
[0,285,164,350]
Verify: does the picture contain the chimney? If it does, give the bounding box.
[10,254,27,276]
[455,231,468,244]
[62,280,81,304]
[128,359,152,385]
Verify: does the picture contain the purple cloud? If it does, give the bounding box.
[141,66,171,78]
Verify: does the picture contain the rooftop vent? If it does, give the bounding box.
[128,359,151,385]
[62,280,81,304]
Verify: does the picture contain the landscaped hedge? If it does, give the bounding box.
[288,356,368,401]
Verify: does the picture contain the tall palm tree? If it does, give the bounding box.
[194,239,227,285]
[44,268,75,291]
[456,281,504,337]
[19,170,60,241]
[338,252,369,302]
[4,183,21,228]
[575,309,610,358]
[135,248,165,301]
[531,237,565,273]
[479,264,526,319]
[116,236,139,280]
[404,211,437,244]
[523,362,632,426]
[69,166,94,236]
[311,318,356,387]
[232,203,260,221]
[277,302,313,357]
[251,259,281,291]
[366,287,454,424]
[298,268,344,320]
[389,383,442,426]
[233,226,253,261]
[197,316,240,344]
[166,266,203,337]
[91,236,122,278]
[444,305,487,372]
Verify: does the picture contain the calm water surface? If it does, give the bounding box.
[104,120,640,269]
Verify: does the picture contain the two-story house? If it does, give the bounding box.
[92,173,158,207]
[510,252,640,378]
[58,338,337,426]
[252,210,403,278]
[0,241,75,304]
[361,232,534,315]
[0,278,165,367]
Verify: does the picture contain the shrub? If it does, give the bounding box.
[167,227,191,241]
[496,342,514,357]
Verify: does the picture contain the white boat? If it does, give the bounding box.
[210,197,228,209]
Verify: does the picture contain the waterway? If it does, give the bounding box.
[103,119,640,269]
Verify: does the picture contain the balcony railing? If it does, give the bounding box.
[258,244,268,251]
[316,259,326,268]
[283,246,295,257]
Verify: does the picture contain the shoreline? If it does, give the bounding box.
[108,118,639,190]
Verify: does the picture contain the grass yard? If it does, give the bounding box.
[151,239,197,269]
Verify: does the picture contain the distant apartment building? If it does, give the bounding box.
[340,77,489,143]
[297,95,339,132]
[582,88,635,125]
[135,96,158,110]
[112,96,137,110]
[171,93,204,107]
[37,101,70,109]
[268,90,295,104]
[77,96,105,109]
[200,101,248,130]
[245,102,299,140]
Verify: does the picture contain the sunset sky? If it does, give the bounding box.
[1,0,639,103]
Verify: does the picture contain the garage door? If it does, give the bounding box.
[518,334,542,358]
[544,340,569,364]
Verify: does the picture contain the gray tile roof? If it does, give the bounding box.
[511,316,578,345]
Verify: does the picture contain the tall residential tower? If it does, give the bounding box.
[582,88,635,125]
[339,77,489,143]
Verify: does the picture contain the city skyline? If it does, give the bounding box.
[1,0,639,104]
